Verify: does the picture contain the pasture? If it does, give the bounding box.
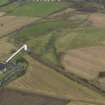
[0,2,67,17]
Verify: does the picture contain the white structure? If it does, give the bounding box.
[6,44,28,63]
[0,44,28,73]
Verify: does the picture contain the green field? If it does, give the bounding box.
[13,20,66,42]
[11,20,67,65]
[0,0,8,6]
[1,2,67,16]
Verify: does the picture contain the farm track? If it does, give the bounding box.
[0,1,17,8]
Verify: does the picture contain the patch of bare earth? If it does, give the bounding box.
[88,13,105,27]
[0,14,39,36]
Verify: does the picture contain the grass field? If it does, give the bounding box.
[11,19,67,65]
[13,20,66,42]
[57,27,105,51]
[0,0,8,6]
[0,2,67,16]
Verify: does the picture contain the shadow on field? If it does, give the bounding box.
[0,88,70,105]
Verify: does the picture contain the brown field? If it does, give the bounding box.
[62,46,105,80]
[0,38,14,62]
[0,88,69,105]
[88,13,105,27]
[8,55,105,105]
[0,14,39,36]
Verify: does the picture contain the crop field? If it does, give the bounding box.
[0,38,14,62]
